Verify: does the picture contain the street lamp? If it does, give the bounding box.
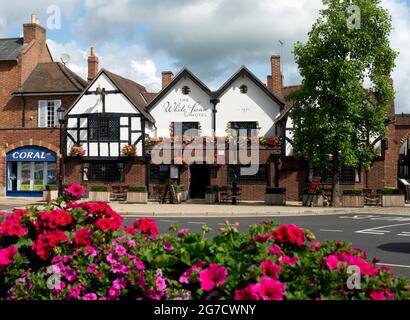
[57,105,66,196]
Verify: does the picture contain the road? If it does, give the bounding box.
[124,214,410,279]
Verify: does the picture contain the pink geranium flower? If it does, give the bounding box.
[234,284,259,300]
[268,244,284,256]
[370,289,394,300]
[0,246,17,266]
[65,184,85,199]
[279,255,298,266]
[83,293,98,300]
[199,263,228,291]
[260,260,282,279]
[326,255,341,270]
[254,278,285,300]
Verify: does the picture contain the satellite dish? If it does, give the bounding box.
[60,53,71,66]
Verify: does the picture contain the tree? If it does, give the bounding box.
[288,0,397,207]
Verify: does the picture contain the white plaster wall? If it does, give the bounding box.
[216,76,281,137]
[69,73,140,115]
[149,77,213,137]
[286,117,294,157]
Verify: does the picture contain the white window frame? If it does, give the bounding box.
[38,100,61,128]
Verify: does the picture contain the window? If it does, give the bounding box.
[172,122,200,136]
[89,117,120,141]
[309,167,360,184]
[150,165,170,183]
[182,86,191,95]
[38,100,61,128]
[229,122,258,137]
[228,165,268,184]
[83,161,124,182]
[240,85,248,94]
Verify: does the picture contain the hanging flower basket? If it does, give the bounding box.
[69,145,86,157]
[122,145,137,157]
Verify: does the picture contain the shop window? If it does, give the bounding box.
[89,117,120,141]
[38,100,61,128]
[83,161,124,182]
[229,122,258,137]
[227,165,268,184]
[309,167,360,184]
[171,122,200,137]
[150,165,170,183]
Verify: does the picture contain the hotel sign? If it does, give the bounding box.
[163,99,208,118]
[7,147,57,162]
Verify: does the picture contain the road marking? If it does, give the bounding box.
[398,234,410,237]
[377,263,410,269]
[320,229,344,233]
[188,222,207,225]
[356,222,410,236]
[159,220,178,223]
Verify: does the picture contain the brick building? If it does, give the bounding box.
[0,16,86,196]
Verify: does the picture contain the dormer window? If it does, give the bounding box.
[240,85,248,94]
[182,86,191,95]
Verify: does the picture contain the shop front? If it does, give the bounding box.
[6,146,57,197]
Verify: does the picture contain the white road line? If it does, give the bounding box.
[159,220,178,223]
[398,234,410,237]
[355,222,410,235]
[377,263,410,269]
[320,229,344,233]
[188,222,207,225]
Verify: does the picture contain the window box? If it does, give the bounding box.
[265,188,286,206]
[175,185,189,203]
[126,186,148,204]
[43,184,58,203]
[89,185,110,203]
[205,186,219,204]
[342,190,364,208]
[382,188,405,207]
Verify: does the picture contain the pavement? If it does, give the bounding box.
[123,213,410,279]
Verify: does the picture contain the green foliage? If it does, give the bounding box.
[266,188,287,194]
[128,186,147,193]
[175,185,187,193]
[90,185,110,192]
[342,189,363,196]
[288,0,397,172]
[45,185,58,191]
[382,187,404,195]
[206,185,219,194]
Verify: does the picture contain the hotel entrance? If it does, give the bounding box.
[189,164,211,199]
[6,147,57,197]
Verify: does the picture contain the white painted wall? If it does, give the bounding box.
[216,76,281,137]
[148,77,213,137]
[286,117,294,157]
[69,73,140,115]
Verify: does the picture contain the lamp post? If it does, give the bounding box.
[57,105,66,196]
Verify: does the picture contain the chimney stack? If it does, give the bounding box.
[88,47,99,83]
[162,71,174,90]
[270,55,283,97]
[23,14,46,44]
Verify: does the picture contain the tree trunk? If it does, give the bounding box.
[331,153,342,207]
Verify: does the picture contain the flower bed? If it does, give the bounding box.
[0,185,409,300]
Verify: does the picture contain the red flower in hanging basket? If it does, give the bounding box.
[122,145,137,157]
[69,145,86,157]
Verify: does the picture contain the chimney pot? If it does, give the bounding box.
[31,14,37,24]
[88,47,100,84]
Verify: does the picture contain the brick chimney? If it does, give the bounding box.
[88,47,99,83]
[23,14,46,44]
[162,71,174,90]
[270,55,283,97]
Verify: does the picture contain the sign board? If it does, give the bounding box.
[399,179,410,187]
[308,176,321,194]
[170,166,179,180]
[7,147,56,162]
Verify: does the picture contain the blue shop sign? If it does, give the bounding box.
[7,147,57,162]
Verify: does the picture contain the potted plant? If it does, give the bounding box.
[43,184,59,203]
[69,145,86,157]
[126,186,148,204]
[342,189,364,207]
[122,145,137,157]
[302,187,326,207]
[265,187,286,205]
[205,185,219,204]
[89,185,111,203]
[382,187,405,207]
[175,184,189,202]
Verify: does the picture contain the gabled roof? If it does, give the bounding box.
[274,85,303,124]
[146,67,211,111]
[0,37,24,61]
[14,62,87,94]
[67,69,155,123]
[217,66,286,107]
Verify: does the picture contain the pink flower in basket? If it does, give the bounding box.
[69,145,86,157]
[122,145,137,157]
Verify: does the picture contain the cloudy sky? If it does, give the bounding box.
[0,0,409,112]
